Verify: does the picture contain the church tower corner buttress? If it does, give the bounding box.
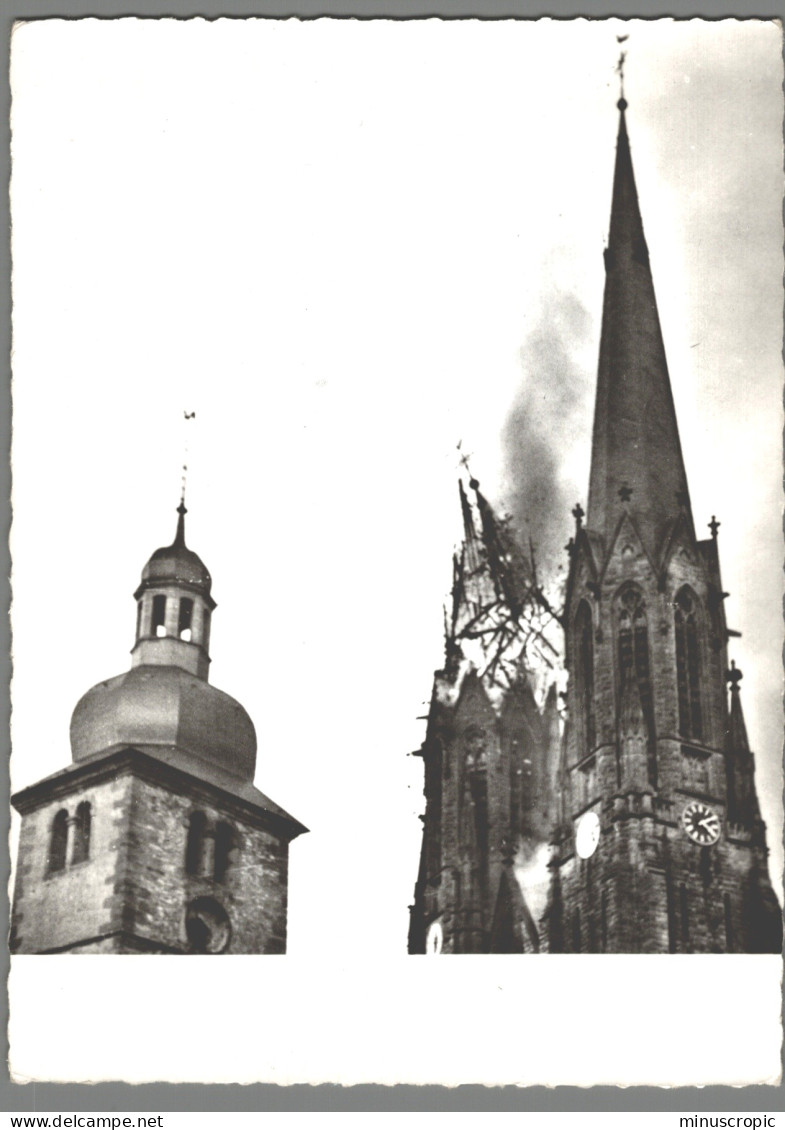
[11,502,307,955]
[549,99,781,954]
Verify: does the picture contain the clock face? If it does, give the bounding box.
[575,811,601,859]
[681,801,721,846]
[425,920,443,956]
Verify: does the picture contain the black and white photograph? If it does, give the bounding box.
[8,17,783,1086]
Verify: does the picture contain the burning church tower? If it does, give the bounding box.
[408,89,782,955]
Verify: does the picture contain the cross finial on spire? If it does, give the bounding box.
[572,502,584,529]
[457,440,479,489]
[709,515,721,539]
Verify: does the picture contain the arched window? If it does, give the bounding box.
[178,598,194,642]
[674,588,702,740]
[574,601,595,755]
[185,811,208,876]
[213,822,237,883]
[71,801,91,865]
[152,594,167,638]
[616,586,656,782]
[48,809,68,873]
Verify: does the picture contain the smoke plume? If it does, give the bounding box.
[501,289,594,590]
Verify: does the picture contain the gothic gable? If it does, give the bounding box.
[659,510,705,582]
[600,510,657,586]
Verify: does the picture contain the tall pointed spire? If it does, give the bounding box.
[586,97,692,557]
[726,661,750,755]
[458,478,481,573]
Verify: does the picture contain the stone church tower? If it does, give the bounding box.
[410,94,781,955]
[408,479,561,954]
[11,502,306,954]
[547,96,781,954]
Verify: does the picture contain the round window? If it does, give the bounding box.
[185,896,231,954]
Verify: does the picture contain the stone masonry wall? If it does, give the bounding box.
[12,765,291,955]
[123,776,289,954]
[11,774,133,953]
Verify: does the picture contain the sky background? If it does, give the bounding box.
[8,19,784,1085]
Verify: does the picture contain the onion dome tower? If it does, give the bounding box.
[545,92,781,953]
[11,502,307,955]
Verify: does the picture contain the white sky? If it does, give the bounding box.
[8,19,784,1085]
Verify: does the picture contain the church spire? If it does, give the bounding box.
[726,661,750,755]
[586,97,692,558]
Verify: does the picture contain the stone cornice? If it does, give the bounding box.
[12,745,308,842]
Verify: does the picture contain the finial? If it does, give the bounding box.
[616,34,629,109]
[174,497,187,547]
[726,659,743,689]
[709,515,720,539]
[181,410,196,508]
[572,502,584,529]
[175,410,196,546]
[457,440,478,490]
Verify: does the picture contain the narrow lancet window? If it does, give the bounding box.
[185,811,208,876]
[575,601,596,755]
[152,594,167,638]
[48,809,69,873]
[178,598,194,642]
[674,588,702,740]
[213,822,236,883]
[71,801,91,865]
[616,586,655,783]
